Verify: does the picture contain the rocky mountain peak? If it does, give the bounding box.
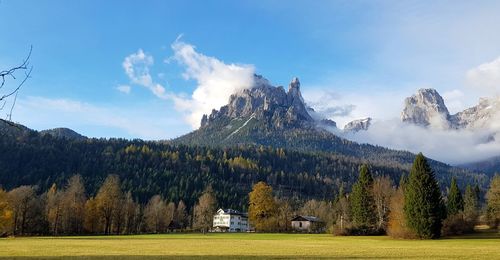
[344,117,372,132]
[399,88,500,132]
[450,97,500,129]
[200,75,313,129]
[287,77,305,105]
[401,88,451,128]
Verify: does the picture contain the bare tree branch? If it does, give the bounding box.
[0,45,33,127]
[0,45,32,91]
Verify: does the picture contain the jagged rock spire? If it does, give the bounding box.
[199,75,313,129]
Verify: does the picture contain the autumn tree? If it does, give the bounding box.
[112,197,125,234]
[193,186,217,233]
[248,182,277,232]
[175,200,188,230]
[0,189,12,236]
[144,195,167,233]
[8,186,37,235]
[404,153,445,239]
[166,202,176,230]
[84,197,99,233]
[61,175,86,234]
[373,176,395,231]
[350,165,376,232]
[387,186,412,238]
[275,197,294,232]
[95,175,122,234]
[45,184,62,235]
[486,174,500,228]
[123,191,140,234]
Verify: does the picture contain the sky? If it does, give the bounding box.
[2,1,500,164]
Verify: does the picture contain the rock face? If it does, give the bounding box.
[344,118,372,132]
[401,88,500,130]
[450,98,500,129]
[401,88,451,128]
[201,75,314,129]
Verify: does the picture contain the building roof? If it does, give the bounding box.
[291,215,323,222]
[217,208,248,216]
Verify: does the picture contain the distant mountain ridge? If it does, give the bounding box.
[40,127,87,140]
[400,88,500,130]
[173,75,486,183]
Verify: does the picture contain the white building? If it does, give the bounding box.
[213,208,250,232]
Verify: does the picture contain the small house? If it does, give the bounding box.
[291,215,325,233]
[213,208,251,232]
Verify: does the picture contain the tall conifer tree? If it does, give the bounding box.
[404,153,445,239]
[446,177,464,216]
[350,165,376,230]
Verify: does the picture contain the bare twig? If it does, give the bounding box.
[0,45,33,128]
[0,45,32,91]
[7,91,19,121]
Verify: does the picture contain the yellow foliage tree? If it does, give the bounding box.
[0,189,13,235]
[248,182,277,232]
[387,187,413,238]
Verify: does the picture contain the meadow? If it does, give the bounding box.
[0,231,499,259]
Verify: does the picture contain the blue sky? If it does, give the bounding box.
[2,0,500,141]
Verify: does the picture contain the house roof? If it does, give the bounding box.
[217,208,248,216]
[291,215,322,222]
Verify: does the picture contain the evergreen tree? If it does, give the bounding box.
[446,178,464,216]
[404,153,445,239]
[463,184,479,221]
[350,165,376,230]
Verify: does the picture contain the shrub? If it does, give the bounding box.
[441,213,474,236]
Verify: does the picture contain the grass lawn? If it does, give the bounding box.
[0,231,499,259]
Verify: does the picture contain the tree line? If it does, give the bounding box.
[0,153,498,238]
[0,174,191,236]
[246,153,500,239]
[0,121,487,213]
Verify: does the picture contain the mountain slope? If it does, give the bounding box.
[0,120,487,210]
[174,76,469,170]
[400,88,500,131]
[461,156,500,176]
[40,127,87,140]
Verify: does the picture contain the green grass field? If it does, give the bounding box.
[0,231,499,259]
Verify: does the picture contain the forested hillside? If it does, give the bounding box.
[0,122,487,210]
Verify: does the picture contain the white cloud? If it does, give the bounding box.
[15,96,187,140]
[442,89,465,113]
[466,56,500,94]
[116,84,131,94]
[120,41,255,129]
[303,88,407,128]
[306,85,500,164]
[122,49,169,99]
[343,119,500,165]
[170,40,255,128]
